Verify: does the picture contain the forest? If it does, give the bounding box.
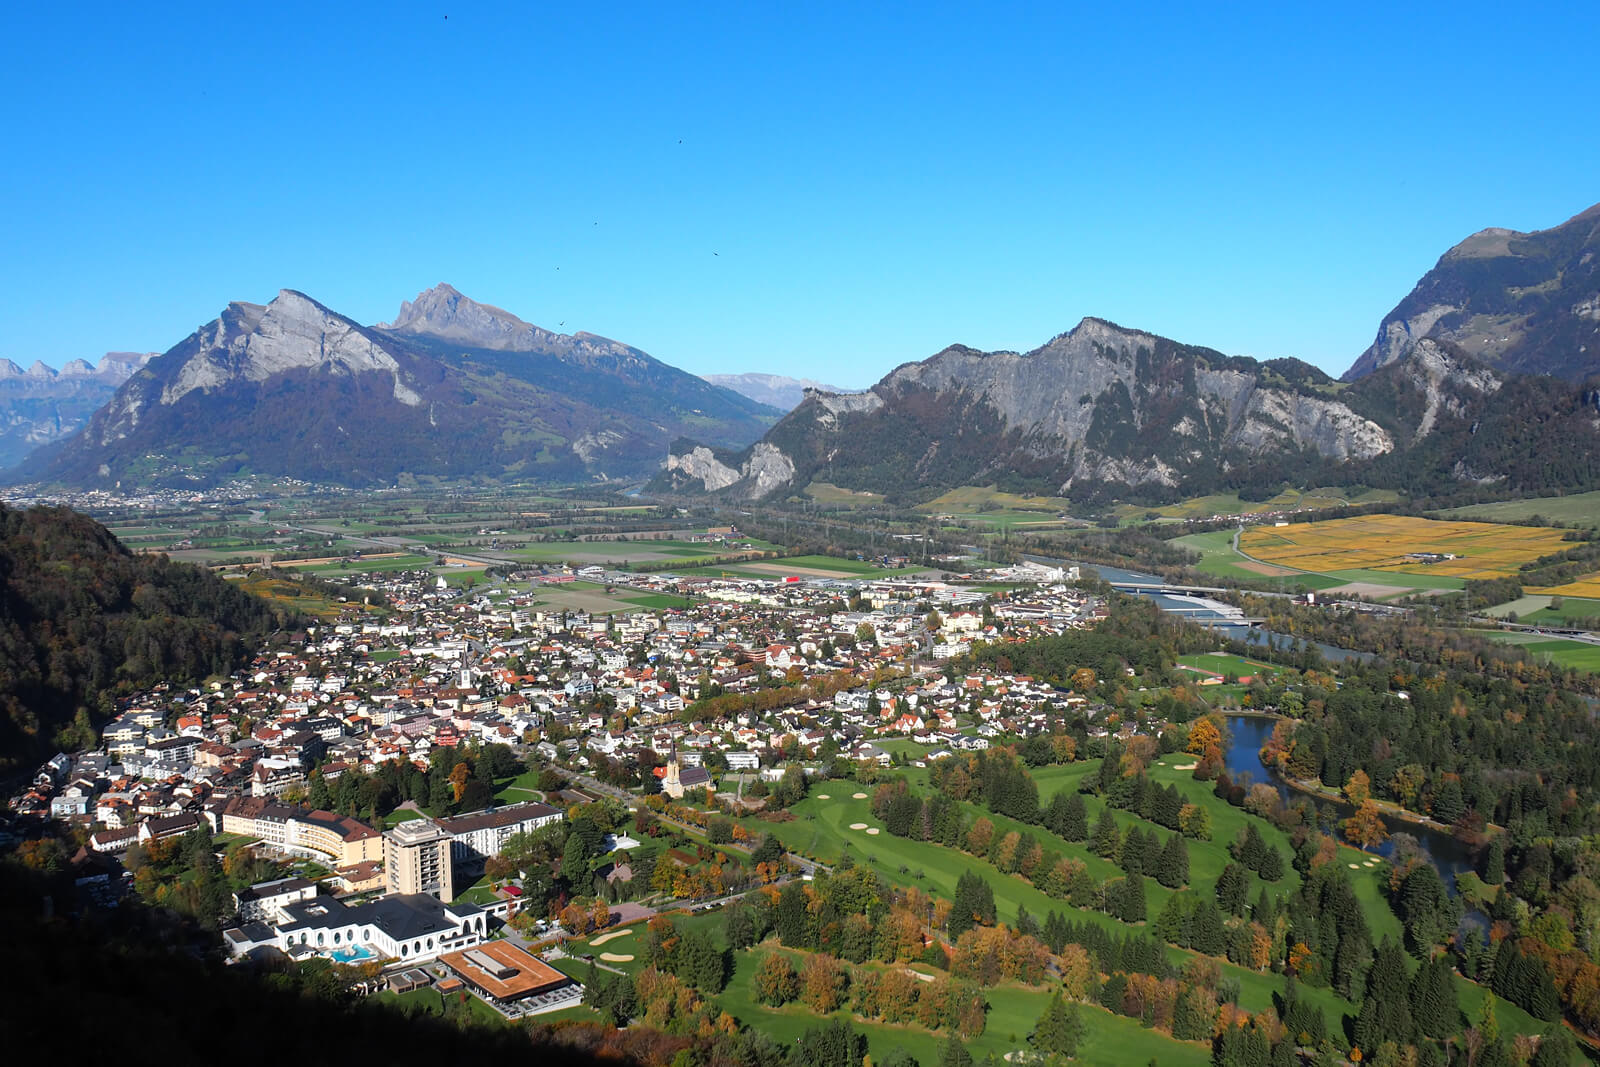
[0,503,294,772]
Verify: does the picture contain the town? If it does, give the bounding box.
[12,556,1114,1020]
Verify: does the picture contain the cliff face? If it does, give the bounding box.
[1345,203,1600,382]
[672,318,1391,500]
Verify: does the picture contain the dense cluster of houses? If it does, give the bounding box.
[11,563,1109,967]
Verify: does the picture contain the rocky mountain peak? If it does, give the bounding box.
[380,283,559,351]
[1346,200,1600,382]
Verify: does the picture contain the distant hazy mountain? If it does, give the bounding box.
[0,351,155,468]
[13,285,778,488]
[1345,202,1600,382]
[701,373,860,412]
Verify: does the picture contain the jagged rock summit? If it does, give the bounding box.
[13,285,777,488]
[0,350,156,469]
[1345,202,1600,382]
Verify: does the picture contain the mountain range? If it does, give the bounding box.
[10,285,779,487]
[0,351,155,469]
[667,202,1600,504]
[7,202,1597,499]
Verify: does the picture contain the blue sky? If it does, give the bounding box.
[3,2,1596,385]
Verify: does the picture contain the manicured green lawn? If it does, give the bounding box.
[1469,630,1600,672]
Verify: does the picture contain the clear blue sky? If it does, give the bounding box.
[3,2,1596,385]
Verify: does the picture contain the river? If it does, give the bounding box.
[1222,714,1481,907]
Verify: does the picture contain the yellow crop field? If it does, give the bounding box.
[1238,515,1569,580]
[1534,575,1600,599]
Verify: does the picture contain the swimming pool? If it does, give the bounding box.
[327,943,376,963]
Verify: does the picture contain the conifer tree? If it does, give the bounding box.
[1091,808,1120,858]
[1157,834,1189,889]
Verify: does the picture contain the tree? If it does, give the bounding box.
[794,1020,867,1067]
[1187,715,1223,756]
[1119,872,1148,924]
[1342,800,1387,849]
[800,953,849,1013]
[1091,808,1120,858]
[1030,993,1085,1058]
[1344,769,1371,805]
[1157,834,1190,889]
[937,1036,973,1067]
[753,952,798,1005]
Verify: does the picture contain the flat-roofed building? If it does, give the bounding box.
[385,818,454,902]
[264,892,487,964]
[439,940,580,1013]
[438,801,563,872]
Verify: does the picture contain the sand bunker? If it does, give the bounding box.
[1348,863,1361,869]
[865,827,880,835]
[600,953,635,963]
[849,822,869,831]
[815,794,831,800]
[1172,763,1198,771]
[852,792,869,799]
[591,927,633,946]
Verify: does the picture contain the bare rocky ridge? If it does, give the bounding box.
[671,317,1393,500]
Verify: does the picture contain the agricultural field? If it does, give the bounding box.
[505,537,781,567]
[1170,530,1344,590]
[803,482,887,508]
[916,486,1077,529]
[668,554,930,581]
[1528,574,1600,601]
[1115,486,1399,525]
[1239,515,1568,585]
[526,580,692,615]
[1433,490,1600,528]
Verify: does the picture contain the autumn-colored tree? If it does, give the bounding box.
[592,898,612,931]
[753,953,799,1005]
[965,816,995,856]
[1120,735,1159,777]
[560,900,593,936]
[449,761,471,803]
[1059,942,1094,1001]
[1344,769,1372,806]
[1186,716,1223,757]
[800,953,848,1013]
[1343,799,1388,849]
